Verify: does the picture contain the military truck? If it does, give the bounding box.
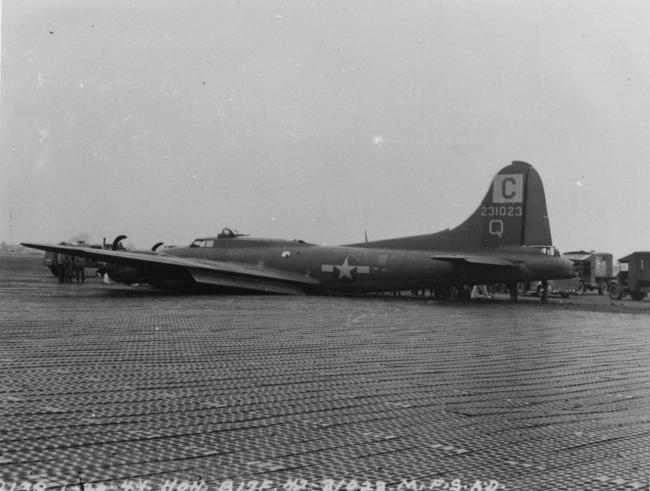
[608,252,650,301]
[562,251,613,295]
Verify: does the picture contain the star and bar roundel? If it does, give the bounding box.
[321,256,370,281]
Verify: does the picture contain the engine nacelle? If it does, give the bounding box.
[104,263,146,285]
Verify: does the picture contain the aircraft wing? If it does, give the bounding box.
[430,254,523,269]
[21,242,320,294]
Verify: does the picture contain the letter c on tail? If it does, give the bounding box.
[502,177,517,199]
[493,174,523,203]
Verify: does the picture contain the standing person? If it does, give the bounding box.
[75,256,85,283]
[57,254,65,283]
[64,256,74,283]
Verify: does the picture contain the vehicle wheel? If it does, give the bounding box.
[560,292,570,298]
[630,291,647,301]
[576,280,585,295]
[598,280,608,295]
[608,282,623,300]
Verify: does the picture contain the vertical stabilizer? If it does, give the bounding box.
[470,160,552,248]
[354,161,553,251]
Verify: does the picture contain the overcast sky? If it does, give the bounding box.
[2,0,649,258]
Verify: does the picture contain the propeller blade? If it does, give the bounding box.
[112,235,127,251]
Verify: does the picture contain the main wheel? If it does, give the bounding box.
[608,281,624,300]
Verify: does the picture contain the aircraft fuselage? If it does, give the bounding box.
[160,237,573,294]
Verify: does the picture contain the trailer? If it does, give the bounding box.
[548,276,581,298]
[562,251,613,295]
[608,252,650,301]
[518,276,580,298]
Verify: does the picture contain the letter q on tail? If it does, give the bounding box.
[489,219,504,238]
[492,174,523,203]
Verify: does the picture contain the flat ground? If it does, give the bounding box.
[2,254,650,491]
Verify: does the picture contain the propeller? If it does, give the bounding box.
[151,242,164,252]
[111,235,127,251]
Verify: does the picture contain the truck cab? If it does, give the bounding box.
[608,252,650,300]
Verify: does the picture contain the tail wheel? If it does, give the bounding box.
[576,280,585,295]
[608,281,623,300]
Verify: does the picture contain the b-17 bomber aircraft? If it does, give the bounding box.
[22,161,574,301]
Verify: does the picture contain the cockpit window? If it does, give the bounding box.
[190,239,216,248]
[538,246,559,256]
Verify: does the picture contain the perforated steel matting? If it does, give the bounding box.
[2,260,650,490]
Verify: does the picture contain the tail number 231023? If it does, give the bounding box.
[480,206,522,217]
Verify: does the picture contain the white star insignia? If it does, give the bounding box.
[335,257,356,280]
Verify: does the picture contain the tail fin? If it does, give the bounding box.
[459,160,552,249]
[357,161,553,251]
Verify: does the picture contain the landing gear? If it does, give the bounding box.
[509,282,518,302]
[540,280,549,303]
